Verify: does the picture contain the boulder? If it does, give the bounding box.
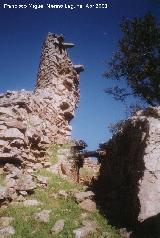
[98,106,160,225]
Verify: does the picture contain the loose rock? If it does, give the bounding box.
[33,210,51,223]
[79,199,96,212]
[16,174,36,191]
[0,217,14,228]
[51,219,65,235]
[23,199,41,206]
[36,175,48,187]
[74,191,94,203]
[58,190,68,199]
[73,220,98,238]
[4,163,21,177]
[0,226,15,238]
[0,186,6,200]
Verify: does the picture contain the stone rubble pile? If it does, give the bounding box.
[0,33,83,167]
[0,33,83,204]
[0,162,50,205]
[0,175,98,237]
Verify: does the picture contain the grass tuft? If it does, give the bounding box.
[0,174,6,186]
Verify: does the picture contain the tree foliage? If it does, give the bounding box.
[105,13,160,106]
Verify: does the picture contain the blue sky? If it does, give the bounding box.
[0,0,158,149]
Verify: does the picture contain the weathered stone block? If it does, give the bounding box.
[98,107,160,225]
[0,128,24,140]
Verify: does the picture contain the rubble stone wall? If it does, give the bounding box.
[98,107,160,225]
[0,33,82,167]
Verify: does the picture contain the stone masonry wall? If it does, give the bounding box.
[98,107,160,226]
[0,33,83,167]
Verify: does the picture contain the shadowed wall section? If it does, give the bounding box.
[96,107,160,228]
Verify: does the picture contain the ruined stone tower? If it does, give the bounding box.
[34,32,84,143]
[0,33,83,165]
